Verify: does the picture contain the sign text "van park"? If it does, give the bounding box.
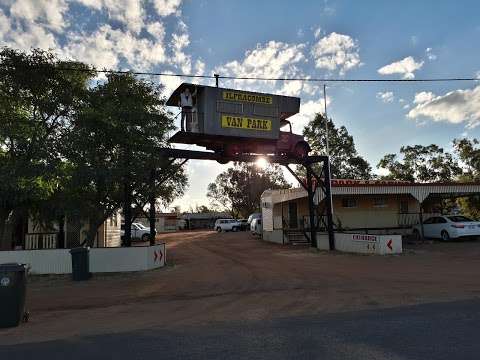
[221,115,272,131]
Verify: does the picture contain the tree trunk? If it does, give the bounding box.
[84,217,104,248]
[0,208,12,250]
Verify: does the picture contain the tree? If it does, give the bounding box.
[377,144,462,182]
[207,163,290,217]
[453,138,480,218]
[65,73,187,247]
[0,48,94,249]
[303,113,372,179]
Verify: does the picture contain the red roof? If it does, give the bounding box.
[330,179,480,187]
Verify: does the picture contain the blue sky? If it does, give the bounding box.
[1,0,479,211]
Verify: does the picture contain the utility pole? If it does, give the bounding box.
[214,74,219,87]
[323,84,329,156]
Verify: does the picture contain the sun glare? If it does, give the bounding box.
[255,157,268,169]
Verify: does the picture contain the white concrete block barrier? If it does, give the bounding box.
[317,233,402,255]
[0,244,166,275]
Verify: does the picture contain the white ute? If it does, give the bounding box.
[120,222,151,242]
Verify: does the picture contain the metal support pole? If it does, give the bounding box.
[306,166,317,248]
[214,74,219,87]
[148,169,156,247]
[323,158,335,250]
[419,203,425,241]
[324,84,329,156]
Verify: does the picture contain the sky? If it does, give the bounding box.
[1,0,480,211]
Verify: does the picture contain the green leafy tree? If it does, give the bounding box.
[453,138,480,218]
[65,73,187,247]
[377,144,462,182]
[207,163,290,217]
[0,48,93,249]
[303,114,372,179]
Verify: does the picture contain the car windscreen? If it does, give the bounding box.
[447,216,474,222]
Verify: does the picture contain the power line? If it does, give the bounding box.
[1,64,479,83]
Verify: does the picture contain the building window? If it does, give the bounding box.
[341,198,357,208]
[373,198,387,208]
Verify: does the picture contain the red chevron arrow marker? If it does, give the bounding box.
[387,239,393,251]
[154,250,158,262]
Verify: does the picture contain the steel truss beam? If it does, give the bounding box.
[156,147,335,250]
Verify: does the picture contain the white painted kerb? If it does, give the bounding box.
[0,244,166,274]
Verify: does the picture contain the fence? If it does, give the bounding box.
[25,233,57,250]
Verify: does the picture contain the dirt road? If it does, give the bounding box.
[2,230,480,344]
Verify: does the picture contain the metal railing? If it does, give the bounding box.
[25,233,58,250]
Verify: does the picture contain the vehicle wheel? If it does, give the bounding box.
[224,144,242,157]
[294,142,310,159]
[232,227,238,232]
[216,227,222,233]
[412,229,421,241]
[441,230,450,242]
[141,234,150,242]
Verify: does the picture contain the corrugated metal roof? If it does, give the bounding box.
[262,182,480,205]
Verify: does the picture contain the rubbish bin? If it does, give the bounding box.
[70,247,91,281]
[0,263,27,328]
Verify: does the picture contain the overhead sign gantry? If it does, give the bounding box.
[158,83,334,249]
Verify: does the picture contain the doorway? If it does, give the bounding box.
[288,202,298,229]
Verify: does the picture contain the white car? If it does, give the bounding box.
[412,215,480,241]
[250,218,262,236]
[120,222,151,242]
[214,219,241,232]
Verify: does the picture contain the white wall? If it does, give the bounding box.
[317,232,402,255]
[0,244,166,275]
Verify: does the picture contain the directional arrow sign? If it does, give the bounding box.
[153,249,164,263]
[387,239,393,251]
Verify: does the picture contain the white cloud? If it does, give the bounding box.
[413,91,434,104]
[476,70,480,79]
[377,56,424,79]
[313,27,322,39]
[169,27,191,73]
[403,104,410,110]
[146,21,165,40]
[289,98,330,133]
[310,32,361,75]
[0,10,58,50]
[9,0,68,31]
[407,86,480,128]
[425,47,437,61]
[152,0,183,17]
[376,91,394,103]
[216,40,311,96]
[75,0,144,33]
[62,24,166,71]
